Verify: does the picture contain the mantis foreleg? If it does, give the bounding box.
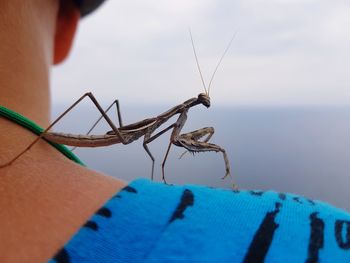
[161,110,233,186]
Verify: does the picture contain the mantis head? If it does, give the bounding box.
[198,93,210,108]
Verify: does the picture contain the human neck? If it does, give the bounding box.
[0,6,54,127]
[0,59,51,127]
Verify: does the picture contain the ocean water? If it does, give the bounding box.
[52,104,350,211]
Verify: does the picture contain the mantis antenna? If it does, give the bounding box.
[189,29,208,95]
[207,31,237,96]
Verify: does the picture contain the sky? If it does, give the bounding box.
[52,0,350,107]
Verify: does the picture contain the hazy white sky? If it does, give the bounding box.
[52,0,350,106]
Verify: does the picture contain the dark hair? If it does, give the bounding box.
[73,0,106,16]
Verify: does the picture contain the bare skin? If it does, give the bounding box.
[0,0,126,262]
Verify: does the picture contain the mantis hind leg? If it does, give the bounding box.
[71,99,123,151]
[0,92,127,168]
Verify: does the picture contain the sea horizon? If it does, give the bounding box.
[52,104,350,211]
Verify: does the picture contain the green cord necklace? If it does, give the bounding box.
[0,105,84,166]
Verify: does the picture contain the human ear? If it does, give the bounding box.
[53,1,80,64]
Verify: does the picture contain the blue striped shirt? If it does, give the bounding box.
[50,179,350,263]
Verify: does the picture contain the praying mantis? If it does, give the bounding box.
[1,31,236,187]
